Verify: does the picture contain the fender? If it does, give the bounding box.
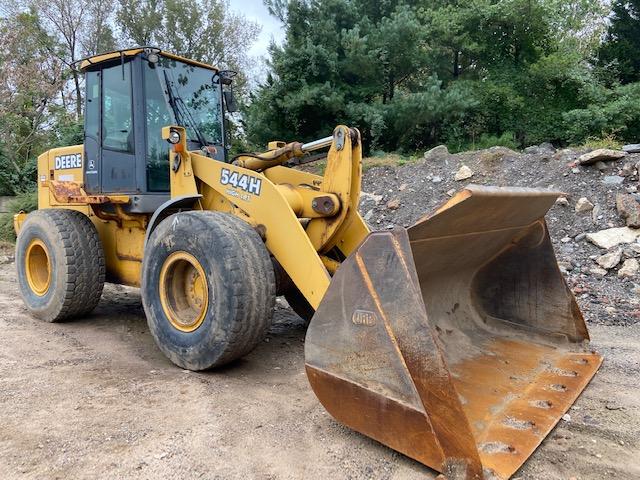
[144,194,202,246]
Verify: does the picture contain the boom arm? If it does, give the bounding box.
[162,125,370,310]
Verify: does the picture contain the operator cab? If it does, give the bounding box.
[79,47,235,212]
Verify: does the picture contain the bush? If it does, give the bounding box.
[0,191,38,242]
[562,82,640,144]
[452,132,520,153]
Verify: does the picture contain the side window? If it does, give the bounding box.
[144,61,173,191]
[85,71,100,140]
[102,62,134,153]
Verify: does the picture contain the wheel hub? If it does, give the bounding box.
[25,239,51,296]
[159,251,209,332]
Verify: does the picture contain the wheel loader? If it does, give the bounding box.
[13,47,602,480]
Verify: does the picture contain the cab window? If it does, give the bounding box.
[102,62,134,153]
[144,60,173,191]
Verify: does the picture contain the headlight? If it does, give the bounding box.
[168,131,181,144]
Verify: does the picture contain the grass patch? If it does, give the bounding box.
[579,133,624,151]
[449,132,519,153]
[0,191,37,243]
[300,152,420,175]
[362,153,420,172]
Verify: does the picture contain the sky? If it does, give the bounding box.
[228,0,286,59]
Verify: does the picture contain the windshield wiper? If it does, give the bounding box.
[162,70,208,148]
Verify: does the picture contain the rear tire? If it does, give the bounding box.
[15,209,105,322]
[142,211,276,370]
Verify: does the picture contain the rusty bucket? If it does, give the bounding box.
[305,185,602,480]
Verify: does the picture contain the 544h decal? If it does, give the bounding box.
[220,168,262,197]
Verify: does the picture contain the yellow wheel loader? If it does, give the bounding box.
[13,47,602,479]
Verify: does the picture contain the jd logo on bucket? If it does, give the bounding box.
[55,153,82,170]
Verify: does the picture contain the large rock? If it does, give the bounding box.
[619,258,639,278]
[539,142,556,153]
[586,227,640,249]
[602,175,625,185]
[575,197,594,213]
[578,149,627,165]
[454,165,474,181]
[623,144,640,154]
[616,193,640,227]
[596,249,622,270]
[424,145,449,161]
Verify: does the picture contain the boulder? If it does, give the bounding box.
[575,197,594,213]
[594,161,609,171]
[619,258,639,278]
[589,266,608,277]
[454,165,474,181]
[596,249,622,270]
[621,161,637,177]
[524,146,540,154]
[586,227,640,249]
[578,149,627,165]
[602,175,625,185]
[431,175,443,184]
[616,193,640,227]
[555,197,569,207]
[623,144,640,154]
[424,145,449,161]
[539,142,556,153]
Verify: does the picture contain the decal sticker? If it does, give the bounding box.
[220,168,262,196]
[54,153,82,170]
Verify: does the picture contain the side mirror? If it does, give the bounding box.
[224,89,238,113]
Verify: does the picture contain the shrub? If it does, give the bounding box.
[0,191,38,242]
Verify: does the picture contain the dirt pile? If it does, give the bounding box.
[360,145,640,326]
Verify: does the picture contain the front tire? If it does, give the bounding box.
[142,211,276,370]
[15,209,105,322]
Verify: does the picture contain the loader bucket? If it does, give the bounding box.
[305,185,602,480]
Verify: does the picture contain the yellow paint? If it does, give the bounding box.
[28,117,371,310]
[13,212,26,235]
[159,251,209,333]
[163,126,199,198]
[190,152,331,309]
[80,48,218,72]
[25,238,51,296]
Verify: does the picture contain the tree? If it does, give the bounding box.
[598,0,640,84]
[0,10,65,194]
[115,0,259,94]
[116,0,164,46]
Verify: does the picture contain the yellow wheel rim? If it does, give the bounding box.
[159,251,209,333]
[25,239,51,296]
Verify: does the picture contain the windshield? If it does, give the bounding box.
[157,56,223,145]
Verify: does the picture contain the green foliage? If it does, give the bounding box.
[597,0,640,85]
[453,132,520,153]
[247,0,629,154]
[561,82,640,144]
[0,192,38,243]
[580,134,624,151]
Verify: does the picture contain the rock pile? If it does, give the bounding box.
[359,143,640,326]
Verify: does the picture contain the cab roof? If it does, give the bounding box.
[77,47,218,73]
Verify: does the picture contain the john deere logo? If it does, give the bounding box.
[54,153,82,170]
[352,310,377,326]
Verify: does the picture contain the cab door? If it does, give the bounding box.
[99,61,137,193]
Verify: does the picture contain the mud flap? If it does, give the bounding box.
[305,185,602,480]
